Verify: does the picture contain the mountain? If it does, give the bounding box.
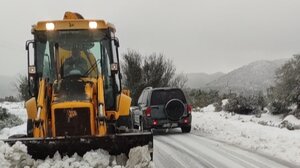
[0,75,18,98]
[186,72,225,88]
[205,59,288,94]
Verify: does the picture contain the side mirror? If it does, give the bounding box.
[114,39,119,47]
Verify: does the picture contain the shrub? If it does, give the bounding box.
[268,101,290,115]
[213,101,223,112]
[0,107,23,130]
[224,95,265,115]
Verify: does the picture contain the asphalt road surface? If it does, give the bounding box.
[153,129,299,168]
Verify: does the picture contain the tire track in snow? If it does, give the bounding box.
[154,132,299,168]
[154,140,188,168]
[188,133,299,168]
[155,135,218,168]
[174,134,270,168]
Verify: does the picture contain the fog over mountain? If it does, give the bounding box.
[186,72,225,88]
[186,58,288,95]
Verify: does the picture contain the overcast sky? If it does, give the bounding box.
[1,0,300,76]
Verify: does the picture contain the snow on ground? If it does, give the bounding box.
[0,102,27,139]
[0,123,27,139]
[0,102,154,168]
[0,141,153,168]
[0,102,27,122]
[192,104,300,166]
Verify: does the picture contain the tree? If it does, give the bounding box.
[267,55,300,117]
[122,50,144,106]
[142,53,175,88]
[170,73,188,89]
[15,74,31,101]
[122,50,184,105]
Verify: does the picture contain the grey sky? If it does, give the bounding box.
[0,0,300,76]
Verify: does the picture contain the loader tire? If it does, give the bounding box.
[27,119,34,137]
[117,116,133,129]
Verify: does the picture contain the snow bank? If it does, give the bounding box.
[0,141,34,168]
[192,105,300,165]
[282,115,300,125]
[0,141,154,168]
[0,123,27,139]
[282,115,300,130]
[200,104,215,112]
[126,146,153,168]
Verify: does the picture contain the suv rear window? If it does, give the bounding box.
[150,89,186,105]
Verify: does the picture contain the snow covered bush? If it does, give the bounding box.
[224,96,253,114]
[213,101,222,112]
[223,95,265,115]
[0,96,18,102]
[268,101,290,115]
[187,89,221,108]
[0,107,23,130]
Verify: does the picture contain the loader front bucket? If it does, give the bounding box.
[1,132,153,160]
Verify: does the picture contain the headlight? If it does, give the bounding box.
[46,22,55,31]
[89,21,97,29]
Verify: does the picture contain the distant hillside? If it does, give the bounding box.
[0,76,18,98]
[205,59,288,94]
[186,72,225,88]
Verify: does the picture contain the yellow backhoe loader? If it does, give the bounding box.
[1,12,152,159]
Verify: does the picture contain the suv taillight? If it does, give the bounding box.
[187,104,192,114]
[145,107,151,117]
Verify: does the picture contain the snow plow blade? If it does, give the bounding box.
[2,132,153,159]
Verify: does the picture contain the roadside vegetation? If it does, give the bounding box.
[122,49,187,105]
[0,106,23,130]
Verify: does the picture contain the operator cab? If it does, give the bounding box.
[26,20,122,110]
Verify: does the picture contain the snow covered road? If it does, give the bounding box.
[154,131,298,168]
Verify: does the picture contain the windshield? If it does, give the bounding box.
[35,30,109,81]
[150,89,187,105]
[35,30,121,110]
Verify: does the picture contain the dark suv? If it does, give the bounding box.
[132,87,192,133]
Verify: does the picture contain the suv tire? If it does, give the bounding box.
[181,125,191,133]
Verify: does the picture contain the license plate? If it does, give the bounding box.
[163,123,170,127]
[171,123,178,127]
[163,123,178,128]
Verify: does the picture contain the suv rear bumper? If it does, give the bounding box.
[144,115,192,129]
